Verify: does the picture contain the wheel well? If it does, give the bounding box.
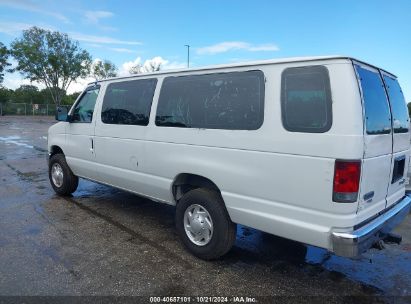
[172,173,221,203]
[50,145,64,156]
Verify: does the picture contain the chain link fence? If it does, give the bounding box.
[0,103,56,116]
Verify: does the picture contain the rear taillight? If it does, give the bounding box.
[333,160,361,203]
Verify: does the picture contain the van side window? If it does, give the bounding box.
[156,71,264,130]
[355,65,391,135]
[71,87,100,123]
[281,66,332,133]
[383,75,409,133]
[101,78,157,126]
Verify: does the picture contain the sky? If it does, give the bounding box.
[0,0,410,100]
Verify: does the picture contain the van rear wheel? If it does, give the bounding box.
[176,188,236,260]
[49,153,79,196]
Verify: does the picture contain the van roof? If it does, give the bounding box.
[89,55,396,85]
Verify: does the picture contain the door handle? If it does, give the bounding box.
[90,138,94,153]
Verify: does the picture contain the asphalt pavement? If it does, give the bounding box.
[1,116,411,303]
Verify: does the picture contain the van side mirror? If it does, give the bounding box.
[56,106,70,122]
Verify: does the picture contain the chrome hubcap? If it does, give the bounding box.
[51,163,64,187]
[184,204,213,246]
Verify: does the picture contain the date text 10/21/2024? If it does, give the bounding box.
[149,296,257,303]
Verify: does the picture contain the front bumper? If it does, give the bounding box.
[332,195,411,257]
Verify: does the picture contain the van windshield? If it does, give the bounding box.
[355,65,391,135]
[383,75,409,133]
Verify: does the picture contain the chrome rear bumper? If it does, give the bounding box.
[332,195,411,257]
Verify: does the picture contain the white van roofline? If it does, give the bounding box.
[88,55,396,86]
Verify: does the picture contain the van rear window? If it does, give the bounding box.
[355,65,391,135]
[281,66,332,133]
[156,71,264,130]
[383,75,409,133]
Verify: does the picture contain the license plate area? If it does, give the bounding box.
[392,156,405,184]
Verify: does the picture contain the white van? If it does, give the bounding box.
[48,56,411,260]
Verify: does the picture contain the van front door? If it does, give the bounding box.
[65,86,100,180]
[93,78,157,195]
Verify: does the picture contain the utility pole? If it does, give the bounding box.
[184,44,190,68]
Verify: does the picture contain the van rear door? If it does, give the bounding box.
[354,62,410,217]
[381,73,410,208]
[354,63,392,216]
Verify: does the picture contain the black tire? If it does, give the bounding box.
[49,153,79,196]
[176,188,237,260]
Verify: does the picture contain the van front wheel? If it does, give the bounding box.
[49,153,79,196]
[176,188,236,260]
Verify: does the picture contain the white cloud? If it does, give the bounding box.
[0,0,69,23]
[71,58,105,89]
[92,58,102,63]
[85,43,103,48]
[197,41,279,55]
[85,45,135,53]
[68,77,95,94]
[0,21,53,36]
[0,21,32,36]
[3,56,186,95]
[0,22,140,50]
[1,59,38,89]
[142,56,168,71]
[109,47,135,53]
[70,32,142,45]
[119,57,141,76]
[2,71,90,95]
[163,61,187,70]
[84,10,114,23]
[119,56,187,76]
[84,10,116,31]
[247,44,280,52]
[2,71,44,91]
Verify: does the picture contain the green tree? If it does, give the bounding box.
[92,59,117,80]
[13,84,40,104]
[0,42,10,84]
[10,27,92,106]
[0,87,12,104]
[61,91,81,105]
[39,88,54,104]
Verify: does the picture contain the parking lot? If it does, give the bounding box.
[1,116,411,302]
